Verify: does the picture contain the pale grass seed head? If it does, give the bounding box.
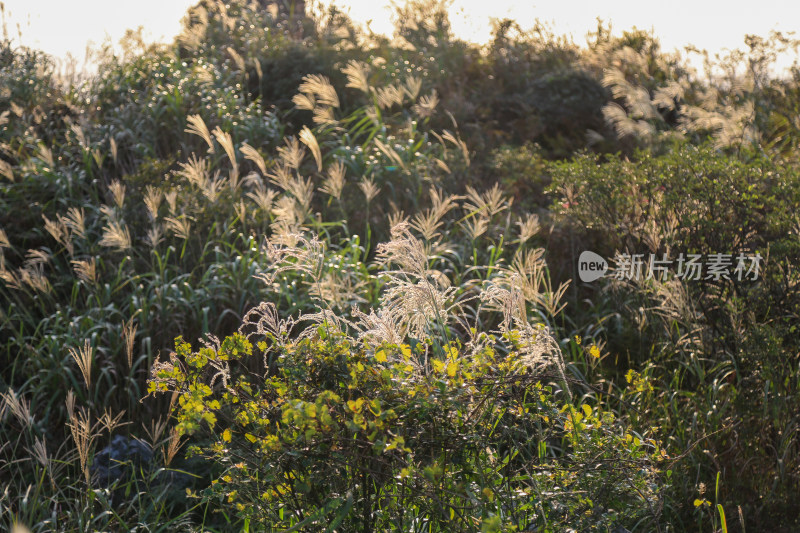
[69,340,94,389]
[99,220,132,252]
[247,186,278,213]
[358,176,380,203]
[297,74,340,108]
[185,114,215,153]
[123,318,138,368]
[212,126,239,185]
[2,389,32,428]
[413,90,439,118]
[164,190,178,215]
[461,214,489,241]
[403,76,423,100]
[240,142,268,175]
[277,137,306,170]
[64,207,86,238]
[177,154,210,188]
[143,185,163,220]
[342,60,370,93]
[108,180,126,208]
[146,224,164,248]
[164,216,193,240]
[72,257,97,285]
[299,126,323,172]
[516,214,541,244]
[320,160,345,199]
[66,394,94,484]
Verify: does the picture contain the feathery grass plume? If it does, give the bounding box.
[277,136,306,170]
[9,101,23,117]
[256,232,326,288]
[358,176,380,203]
[373,222,458,340]
[109,137,118,165]
[240,143,268,175]
[411,188,459,241]
[441,129,470,166]
[11,523,31,533]
[292,91,316,111]
[464,183,510,218]
[0,264,21,290]
[185,114,215,153]
[516,214,541,244]
[42,215,67,247]
[2,389,32,428]
[603,102,642,139]
[99,220,132,251]
[70,123,88,150]
[240,302,296,347]
[225,45,245,71]
[268,163,293,191]
[29,436,49,469]
[351,308,406,347]
[145,416,169,447]
[165,190,178,214]
[298,74,340,108]
[70,340,94,389]
[72,257,97,285]
[299,126,323,172]
[108,180,126,208]
[202,171,225,202]
[387,209,408,230]
[143,185,163,220]
[342,60,370,93]
[177,153,210,188]
[0,158,14,181]
[165,216,193,240]
[320,160,345,199]
[0,110,8,126]
[64,207,86,238]
[123,318,138,369]
[235,200,247,224]
[403,75,422,100]
[460,214,489,241]
[0,227,9,248]
[146,224,164,248]
[36,143,54,168]
[286,176,314,216]
[313,106,337,125]
[413,90,439,118]
[376,83,405,109]
[212,126,239,186]
[98,408,126,434]
[271,197,302,236]
[247,186,278,213]
[19,264,51,293]
[66,392,94,484]
[25,250,50,268]
[308,270,369,310]
[162,427,184,467]
[177,4,208,50]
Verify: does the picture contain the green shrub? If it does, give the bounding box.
[149,225,666,531]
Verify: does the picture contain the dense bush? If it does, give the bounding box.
[2,1,800,531]
[149,226,665,531]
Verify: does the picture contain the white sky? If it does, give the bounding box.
[2,0,799,69]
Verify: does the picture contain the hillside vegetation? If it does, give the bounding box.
[1,1,799,531]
